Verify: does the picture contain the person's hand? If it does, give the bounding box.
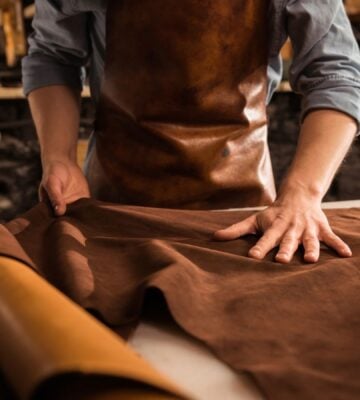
[212,192,352,264]
[39,159,90,216]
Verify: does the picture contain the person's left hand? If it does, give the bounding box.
[212,192,352,264]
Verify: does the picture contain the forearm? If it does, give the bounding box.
[28,85,81,165]
[278,109,357,202]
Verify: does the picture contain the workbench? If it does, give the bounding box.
[0,199,358,400]
[129,199,360,400]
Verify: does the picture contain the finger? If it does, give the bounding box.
[213,215,256,241]
[248,224,287,260]
[44,175,67,216]
[275,231,300,264]
[321,229,352,258]
[38,185,45,202]
[302,230,320,263]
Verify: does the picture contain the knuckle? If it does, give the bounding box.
[257,235,273,248]
[303,241,317,250]
[319,221,331,233]
[281,237,294,246]
[260,237,277,249]
[325,232,337,242]
[302,235,316,243]
[332,236,343,246]
[256,237,268,248]
[273,215,289,227]
[251,245,262,252]
[319,227,331,239]
[228,223,239,230]
[270,220,286,232]
[275,212,289,221]
[41,178,50,188]
[288,221,299,230]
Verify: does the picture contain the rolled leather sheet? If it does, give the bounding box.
[0,198,360,400]
[0,255,189,400]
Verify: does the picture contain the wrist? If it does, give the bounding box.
[41,150,77,167]
[276,178,324,206]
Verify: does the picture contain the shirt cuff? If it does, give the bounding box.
[21,53,83,97]
[300,77,360,136]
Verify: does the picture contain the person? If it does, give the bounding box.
[22,0,360,264]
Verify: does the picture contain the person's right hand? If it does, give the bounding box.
[39,159,90,216]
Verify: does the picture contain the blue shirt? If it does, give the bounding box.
[22,0,360,128]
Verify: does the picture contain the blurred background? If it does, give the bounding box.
[0,0,359,221]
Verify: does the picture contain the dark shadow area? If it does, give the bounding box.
[33,373,182,400]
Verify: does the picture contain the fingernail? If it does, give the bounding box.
[213,231,224,239]
[276,253,289,261]
[305,253,316,263]
[343,248,352,257]
[250,249,261,258]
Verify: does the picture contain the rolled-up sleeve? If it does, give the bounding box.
[21,0,90,96]
[286,0,360,130]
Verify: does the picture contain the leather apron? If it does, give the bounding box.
[86,0,276,210]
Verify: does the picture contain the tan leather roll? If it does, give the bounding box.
[0,256,189,400]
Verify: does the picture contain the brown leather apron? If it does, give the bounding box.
[87,0,276,209]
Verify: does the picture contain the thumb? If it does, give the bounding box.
[213,215,257,241]
[43,175,67,216]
